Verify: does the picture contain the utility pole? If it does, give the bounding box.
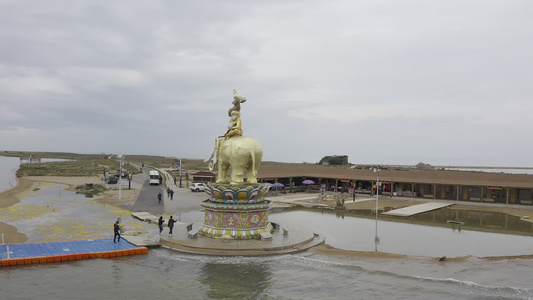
[179,158,183,188]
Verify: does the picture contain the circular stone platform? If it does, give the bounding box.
[159,222,325,256]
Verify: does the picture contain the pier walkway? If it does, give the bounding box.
[382,202,454,217]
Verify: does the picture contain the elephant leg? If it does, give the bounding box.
[216,162,229,184]
[246,151,261,184]
[246,162,258,184]
[230,163,245,185]
[247,176,257,184]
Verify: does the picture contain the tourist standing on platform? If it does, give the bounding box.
[113,221,121,243]
[170,189,174,200]
[167,187,171,197]
[158,216,164,234]
[157,192,162,204]
[168,216,176,235]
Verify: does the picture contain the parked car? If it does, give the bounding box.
[190,183,206,192]
[117,172,128,178]
[107,176,118,184]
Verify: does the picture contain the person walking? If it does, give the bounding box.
[158,216,164,234]
[113,220,121,243]
[157,192,162,204]
[167,187,171,197]
[170,189,174,200]
[168,215,176,235]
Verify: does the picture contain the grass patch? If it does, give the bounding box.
[75,183,108,197]
[2,150,312,178]
[7,152,142,177]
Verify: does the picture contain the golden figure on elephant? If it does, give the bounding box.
[205,90,263,185]
[228,89,247,117]
[224,110,242,139]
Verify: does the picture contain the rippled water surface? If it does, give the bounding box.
[1,249,533,300]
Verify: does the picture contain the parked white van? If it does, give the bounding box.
[149,170,161,185]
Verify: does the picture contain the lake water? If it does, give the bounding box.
[1,156,533,299]
[443,167,533,175]
[0,157,69,193]
[0,156,19,193]
[1,249,532,299]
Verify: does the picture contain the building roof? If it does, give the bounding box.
[257,165,533,188]
[192,171,216,177]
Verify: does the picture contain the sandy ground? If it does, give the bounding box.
[2,176,533,260]
[0,176,139,244]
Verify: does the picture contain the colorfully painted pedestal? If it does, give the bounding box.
[199,183,273,239]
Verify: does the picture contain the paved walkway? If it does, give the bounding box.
[155,167,207,215]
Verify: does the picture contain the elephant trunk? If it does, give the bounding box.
[205,138,220,172]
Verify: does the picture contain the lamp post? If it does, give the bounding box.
[179,158,183,188]
[373,168,380,212]
[117,152,124,201]
[373,168,380,251]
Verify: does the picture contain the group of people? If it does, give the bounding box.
[166,188,175,200]
[157,188,175,204]
[158,215,177,235]
[112,214,178,244]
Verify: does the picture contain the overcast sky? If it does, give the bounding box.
[1,1,532,167]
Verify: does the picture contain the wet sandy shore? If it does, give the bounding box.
[0,176,139,244]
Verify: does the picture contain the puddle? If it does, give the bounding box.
[345,207,533,236]
[176,208,533,257]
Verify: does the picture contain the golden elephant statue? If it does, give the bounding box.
[206,136,263,185]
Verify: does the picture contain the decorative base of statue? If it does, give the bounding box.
[199,183,273,239]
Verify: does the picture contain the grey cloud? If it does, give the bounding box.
[1,1,532,166]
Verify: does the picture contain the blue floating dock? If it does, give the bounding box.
[0,238,148,267]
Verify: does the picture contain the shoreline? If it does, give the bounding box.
[0,176,104,244]
[0,177,33,243]
[0,177,33,208]
[1,176,533,260]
